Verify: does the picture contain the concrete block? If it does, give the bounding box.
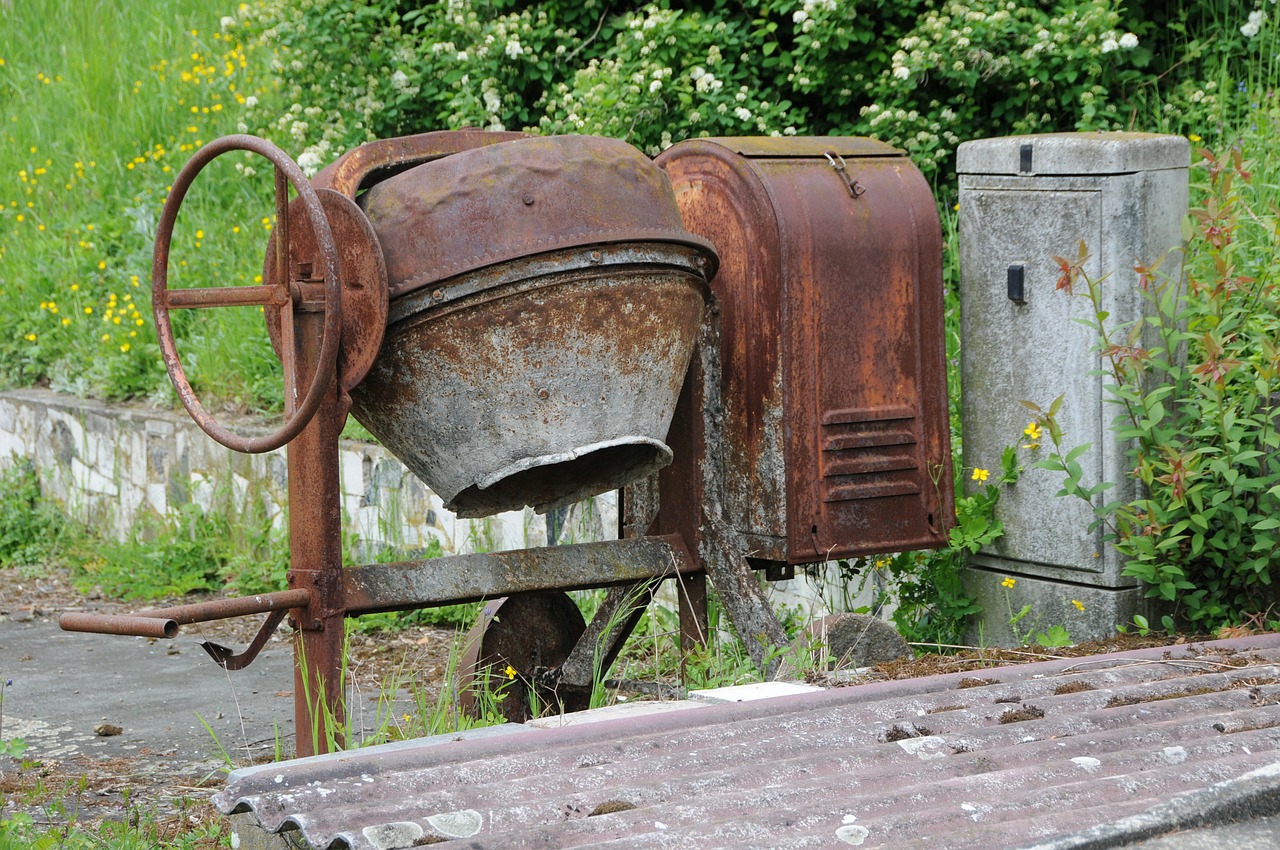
[688,681,822,703]
[958,132,1189,644]
[46,412,81,466]
[71,456,117,496]
[0,431,27,460]
[963,564,1151,646]
[525,699,706,729]
[226,813,292,850]
[146,482,168,515]
[339,448,365,498]
[0,398,15,433]
[126,427,145,486]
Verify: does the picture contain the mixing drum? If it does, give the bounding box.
[347,135,716,517]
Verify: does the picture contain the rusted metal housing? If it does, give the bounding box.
[349,135,717,518]
[656,137,954,565]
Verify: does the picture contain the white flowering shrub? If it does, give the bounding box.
[534,6,805,152]
[235,0,1253,186]
[847,0,1144,168]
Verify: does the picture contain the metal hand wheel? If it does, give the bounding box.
[152,134,343,454]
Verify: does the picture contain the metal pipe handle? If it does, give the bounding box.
[59,613,179,640]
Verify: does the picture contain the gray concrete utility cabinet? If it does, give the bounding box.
[957,132,1190,644]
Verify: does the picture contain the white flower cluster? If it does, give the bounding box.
[1242,9,1267,39]
[1100,31,1139,53]
[690,66,723,94]
[533,2,801,153]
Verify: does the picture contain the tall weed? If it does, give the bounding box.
[1032,149,1280,630]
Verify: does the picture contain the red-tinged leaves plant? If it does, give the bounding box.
[1030,149,1280,631]
[1050,240,1091,295]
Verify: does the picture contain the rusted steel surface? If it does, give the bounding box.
[346,134,716,519]
[137,588,313,625]
[312,129,530,198]
[151,134,342,454]
[701,508,788,676]
[57,589,312,640]
[350,247,711,518]
[58,613,178,639]
[656,137,954,566]
[458,592,589,723]
[216,635,1280,849]
[554,582,657,691]
[282,298,349,756]
[356,135,716,299]
[649,309,715,652]
[200,607,291,671]
[264,190,389,394]
[341,536,698,615]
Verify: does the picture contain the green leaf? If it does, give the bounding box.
[1064,443,1093,464]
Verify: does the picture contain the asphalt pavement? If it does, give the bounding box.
[0,609,296,778]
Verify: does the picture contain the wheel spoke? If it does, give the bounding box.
[166,284,282,309]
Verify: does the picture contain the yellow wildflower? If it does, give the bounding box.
[1001,577,1016,589]
[1071,599,1085,612]
[503,665,518,680]
[971,468,990,482]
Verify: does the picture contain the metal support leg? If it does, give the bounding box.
[286,333,349,756]
[556,581,658,693]
[702,508,788,678]
[677,570,708,652]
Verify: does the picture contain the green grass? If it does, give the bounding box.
[0,792,226,850]
[0,0,287,411]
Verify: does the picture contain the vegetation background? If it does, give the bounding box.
[2,0,1264,412]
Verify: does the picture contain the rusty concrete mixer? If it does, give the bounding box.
[60,130,955,756]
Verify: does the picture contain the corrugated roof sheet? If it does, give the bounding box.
[214,634,1280,849]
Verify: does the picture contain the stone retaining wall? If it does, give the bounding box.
[0,388,861,619]
[0,388,605,556]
